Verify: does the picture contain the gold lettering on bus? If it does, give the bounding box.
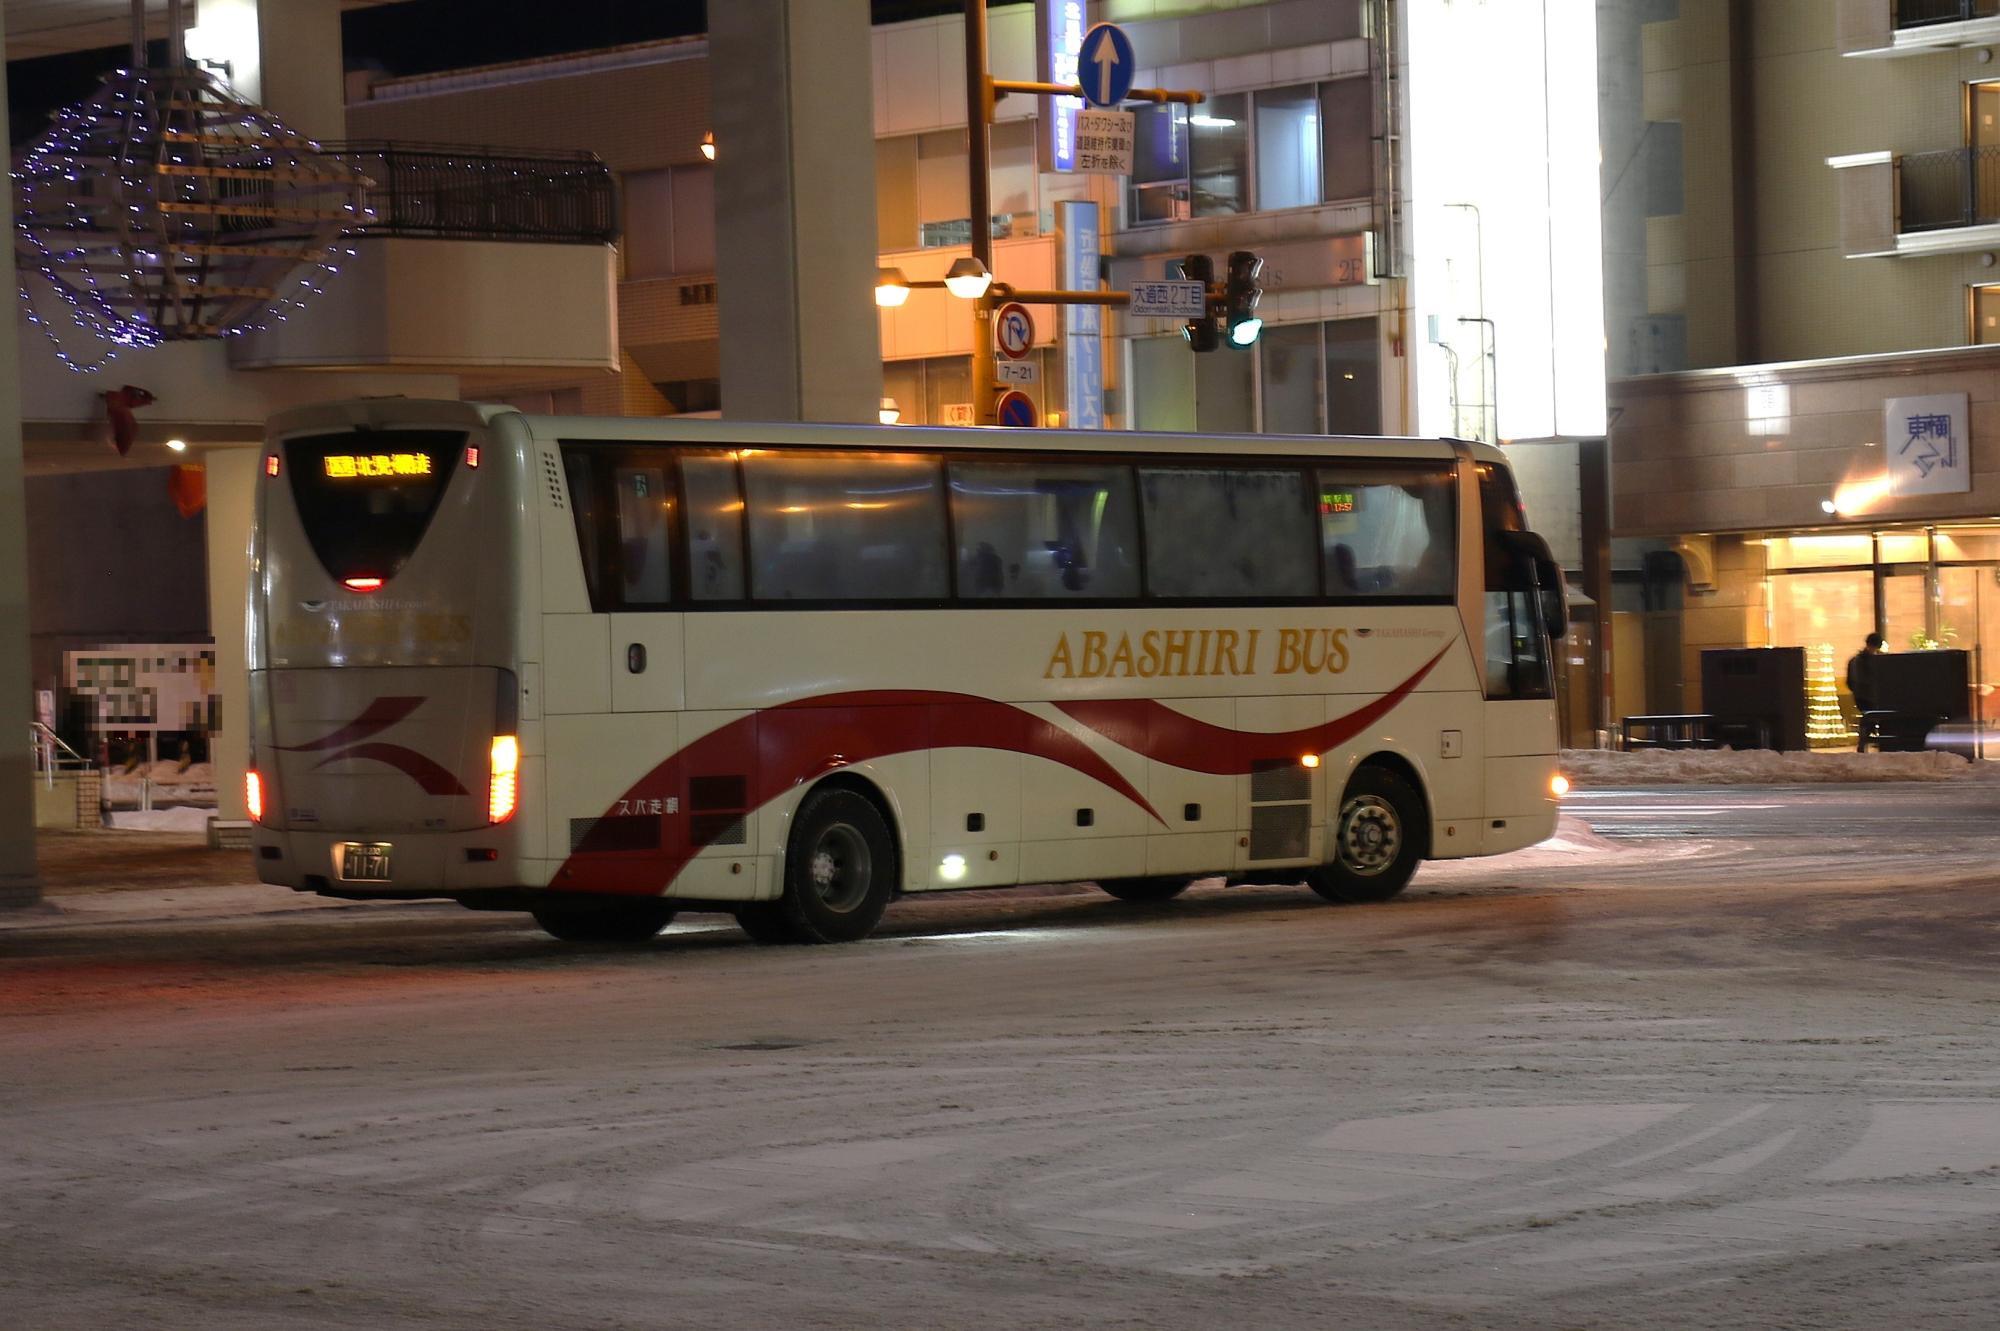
[1042,627,1351,680]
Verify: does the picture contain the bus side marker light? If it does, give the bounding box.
[1300,753,1321,768]
[466,444,481,469]
[489,735,520,824]
[265,453,280,477]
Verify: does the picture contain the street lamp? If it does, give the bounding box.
[943,256,993,300]
[874,267,911,308]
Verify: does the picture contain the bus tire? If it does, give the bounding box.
[1096,876,1191,903]
[775,785,897,944]
[1308,765,1424,905]
[531,898,676,943]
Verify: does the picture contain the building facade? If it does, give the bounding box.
[1603,0,2000,719]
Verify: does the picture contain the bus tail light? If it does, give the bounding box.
[246,769,265,823]
[489,735,519,824]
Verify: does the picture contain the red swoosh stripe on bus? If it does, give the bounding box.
[553,653,1448,898]
[554,691,1163,895]
[310,742,471,796]
[1052,645,1452,773]
[276,696,428,752]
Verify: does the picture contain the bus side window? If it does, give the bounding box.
[561,446,613,609]
[1315,464,1456,599]
[948,460,1140,600]
[613,460,674,606]
[1479,466,1554,700]
[742,451,948,601]
[680,451,745,601]
[1138,466,1316,599]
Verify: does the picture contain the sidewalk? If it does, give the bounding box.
[2,830,421,932]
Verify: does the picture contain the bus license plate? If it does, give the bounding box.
[341,843,392,881]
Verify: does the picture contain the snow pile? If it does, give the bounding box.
[103,760,217,809]
[1560,747,1988,787]
[109,807,216,832]
[1537,814,1625,854]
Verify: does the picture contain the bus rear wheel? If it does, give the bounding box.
[531,898,677,943]
[1096,876,1191,903]
[1308,765,1424,905]
[771,785,897,944]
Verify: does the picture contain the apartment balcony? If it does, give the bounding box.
[1839,0,2000,57]
[227,141,619,375]
[1829,145,2000,257]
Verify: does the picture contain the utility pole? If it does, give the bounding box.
[958,0,1202,426]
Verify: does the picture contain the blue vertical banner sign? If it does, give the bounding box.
[1058,199,1104,430]
[1037,0,1087,173]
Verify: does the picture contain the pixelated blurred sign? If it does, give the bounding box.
[64,644,219,734]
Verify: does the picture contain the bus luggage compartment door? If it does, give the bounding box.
[259,666,507,834]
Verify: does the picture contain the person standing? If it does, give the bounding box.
[1846,632,1885,716]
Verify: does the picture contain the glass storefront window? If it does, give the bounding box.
[1770,571,1874,691]
[1762,534,1876,570]
[1325,318,1380,435]
[1260,323,1321,434]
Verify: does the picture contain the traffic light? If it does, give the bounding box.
[1176,253,1219,353]
[1224,250,1264,349]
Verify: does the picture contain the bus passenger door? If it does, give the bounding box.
[1482,546,1562,853]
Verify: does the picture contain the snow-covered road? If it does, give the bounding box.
[5,785,1999,1330]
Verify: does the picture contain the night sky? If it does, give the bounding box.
[8,0,1033,146]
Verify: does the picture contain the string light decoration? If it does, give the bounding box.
[14,19,372,373]
[1808,642,1855,748]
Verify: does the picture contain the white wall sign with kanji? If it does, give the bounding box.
[1884,392,1971,497]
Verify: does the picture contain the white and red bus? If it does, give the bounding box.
[247,399,1566,944]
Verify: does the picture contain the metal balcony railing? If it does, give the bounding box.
[322,141,619,245]
[1896,0,2000,28]
[1899,144,2000,231]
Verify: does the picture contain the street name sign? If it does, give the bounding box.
[1127,279,1207,319]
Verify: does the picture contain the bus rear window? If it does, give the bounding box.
[285,430,464,583]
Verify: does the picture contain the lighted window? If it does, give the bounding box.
[1973,284,2000,345]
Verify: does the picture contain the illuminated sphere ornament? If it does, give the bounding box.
[14,63,373,372]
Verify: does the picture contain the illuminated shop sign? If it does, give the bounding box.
[1037,0,1086,172]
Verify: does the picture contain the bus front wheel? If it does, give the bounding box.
[772,785,897,944]
[1096,876,1191,903]
[531,898,677,943]
[1308,766,1424,905]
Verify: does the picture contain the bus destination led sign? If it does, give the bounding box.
[324,453,434,480]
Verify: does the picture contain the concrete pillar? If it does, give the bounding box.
[1,5,43,906]
[185,0,346,139]
[711,0,882,424]
[203,448,260,825]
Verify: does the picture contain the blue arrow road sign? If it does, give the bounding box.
[1078,23,1135,109]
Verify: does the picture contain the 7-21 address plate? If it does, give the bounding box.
[340,842,392,881]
